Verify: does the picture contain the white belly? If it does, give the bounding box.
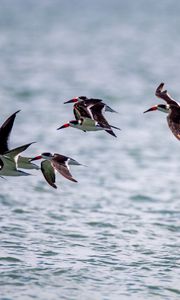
[70,124,105,131]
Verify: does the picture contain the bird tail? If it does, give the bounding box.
[15,170,31,176]
[105,105,118,113]
[110,125,121,130]
[18,156,40,170]
[68,158,84,166]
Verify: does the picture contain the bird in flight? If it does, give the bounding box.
[30,152,83,189]
[0,111,39,169]
[144,82,180,140]
[0,142,35,177]
[58,96,120,137]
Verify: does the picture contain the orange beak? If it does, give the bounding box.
[144,106,157,113]
[57,123,70,130]
[30,155,42,161]
[64,98,78,104]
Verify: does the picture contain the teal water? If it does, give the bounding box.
[0,1,180,299]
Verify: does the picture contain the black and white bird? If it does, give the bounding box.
[57,117,110,132]
[64,96,117,113]
[144,82,180,140]
[30,152,83,189]
[59,97,120,137]
[0,111,39,169]
[0,143,34,177]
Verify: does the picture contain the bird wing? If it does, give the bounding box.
[0,153,31,176]
[73,102,91,120]
[0,110,20,154]
[167,106,180,140]
[41,160,57,189]
[0,154,18,171]
[4,142,35,167]
[52,159,77,183]
[86,99,102,105]
[84,99,104,120]
[156,83,179,106]
[18,156,40,170]
[73,99,102,120]
[53,153,82,166]
[90,103,117,137]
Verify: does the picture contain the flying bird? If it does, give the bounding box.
[0,142,34,177]
[0,111,39,169]
[30,152,83,189]
[60,98,120,137]
[64,96,117,113]
[0,110,20,154]
[57,117,110,132]
[144,82,180,140]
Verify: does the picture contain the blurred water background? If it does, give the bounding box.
[0,0,180,299]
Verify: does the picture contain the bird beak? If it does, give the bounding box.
[64,98,77,104]
[30,155,42,161]
[57,123,70,130]
[144,106,157,113]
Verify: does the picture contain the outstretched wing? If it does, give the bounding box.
[41,160,57,189]
[52,159,77,183]
[18,156,40,170]
[73,99,102,120]
[156,83,179,106]
[4,142,35,167]
[0,110,20,154]
[73,103,91,120]
[90,103,116,137]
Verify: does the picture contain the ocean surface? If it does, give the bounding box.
[0,1,180,299]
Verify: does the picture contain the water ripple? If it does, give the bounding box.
[0,1,180,299]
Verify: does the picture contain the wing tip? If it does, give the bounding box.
[52,183,57,189]
[106,130,117,137]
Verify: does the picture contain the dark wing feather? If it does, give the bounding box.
[41,160,57,189]
[0,110,20,154]
[52,159,77,183]
[73,102,91,120]
[90,103,116,137]
[4,142,35,159]
[53,153,68,163]
[73,99,102,120]
[167,106,180,140]
[156,83,179,106]
[85,99,102,106]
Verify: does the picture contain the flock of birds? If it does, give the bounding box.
[1,82,180,189]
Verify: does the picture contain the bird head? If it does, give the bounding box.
[144,104,170,114]
[64,96,87,104]
[69,120,81,127]
[57,120,81,130]
[30,152,53,161]
[41,152,53,160]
